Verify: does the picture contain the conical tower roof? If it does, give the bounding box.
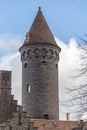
[22,7,58,47]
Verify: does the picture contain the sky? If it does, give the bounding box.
[0,0,87,44]
[0,0,86,120]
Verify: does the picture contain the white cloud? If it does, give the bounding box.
[0,34,81,120]
[55,37,80,119]
[0,34,23,105]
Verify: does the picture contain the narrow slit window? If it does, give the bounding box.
[55,64,58,68]
[24,63,27,68]
[27,84,31,93]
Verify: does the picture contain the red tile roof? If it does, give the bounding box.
[23,7,57,47]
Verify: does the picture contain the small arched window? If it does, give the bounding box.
[42,61,46,65]
[24,63,27,68]
[27,84,31,93]
[55,64,58,68]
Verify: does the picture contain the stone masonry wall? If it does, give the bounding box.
[21,44,60,120]
[0,71,17,123]
[0,107,85,130]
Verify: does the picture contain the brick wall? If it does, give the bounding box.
[0,108,84,130]
[0,71,17,123]
[21,44,60,120]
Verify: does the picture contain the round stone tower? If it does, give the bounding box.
[19,7,61,120]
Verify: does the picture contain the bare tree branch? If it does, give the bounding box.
[63,36,87,119]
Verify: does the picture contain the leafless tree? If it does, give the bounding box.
[63,36,87,119]
[72,120,87,130]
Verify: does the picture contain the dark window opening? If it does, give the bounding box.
[43,56,45,58]
[42,61,46,65]
[30,57,32,59]
[24,63,27,68]
[44,114,49,119]
[56,64,58,68]
[36,56,39,58]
